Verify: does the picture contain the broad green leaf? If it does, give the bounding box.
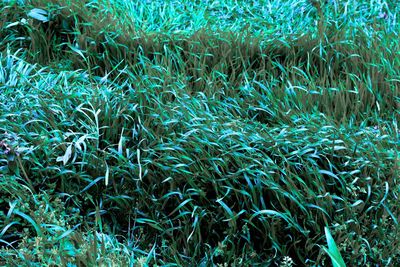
[27,8,49,22]
[324,227,346,267]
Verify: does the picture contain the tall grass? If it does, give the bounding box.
[0,0,399,266]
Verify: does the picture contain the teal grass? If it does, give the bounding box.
[0,0,399,266]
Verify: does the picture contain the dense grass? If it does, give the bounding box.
[0,0,399,266]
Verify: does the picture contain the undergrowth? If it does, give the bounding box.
[0,0,399,266]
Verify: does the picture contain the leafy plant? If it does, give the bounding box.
[323,226,346,267]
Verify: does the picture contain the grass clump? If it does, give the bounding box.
[0,0,399,266]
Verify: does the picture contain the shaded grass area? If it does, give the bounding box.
[0,0,399,266]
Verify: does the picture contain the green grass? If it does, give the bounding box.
[0,0,399,266]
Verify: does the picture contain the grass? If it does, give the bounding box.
[0,0,399,266]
